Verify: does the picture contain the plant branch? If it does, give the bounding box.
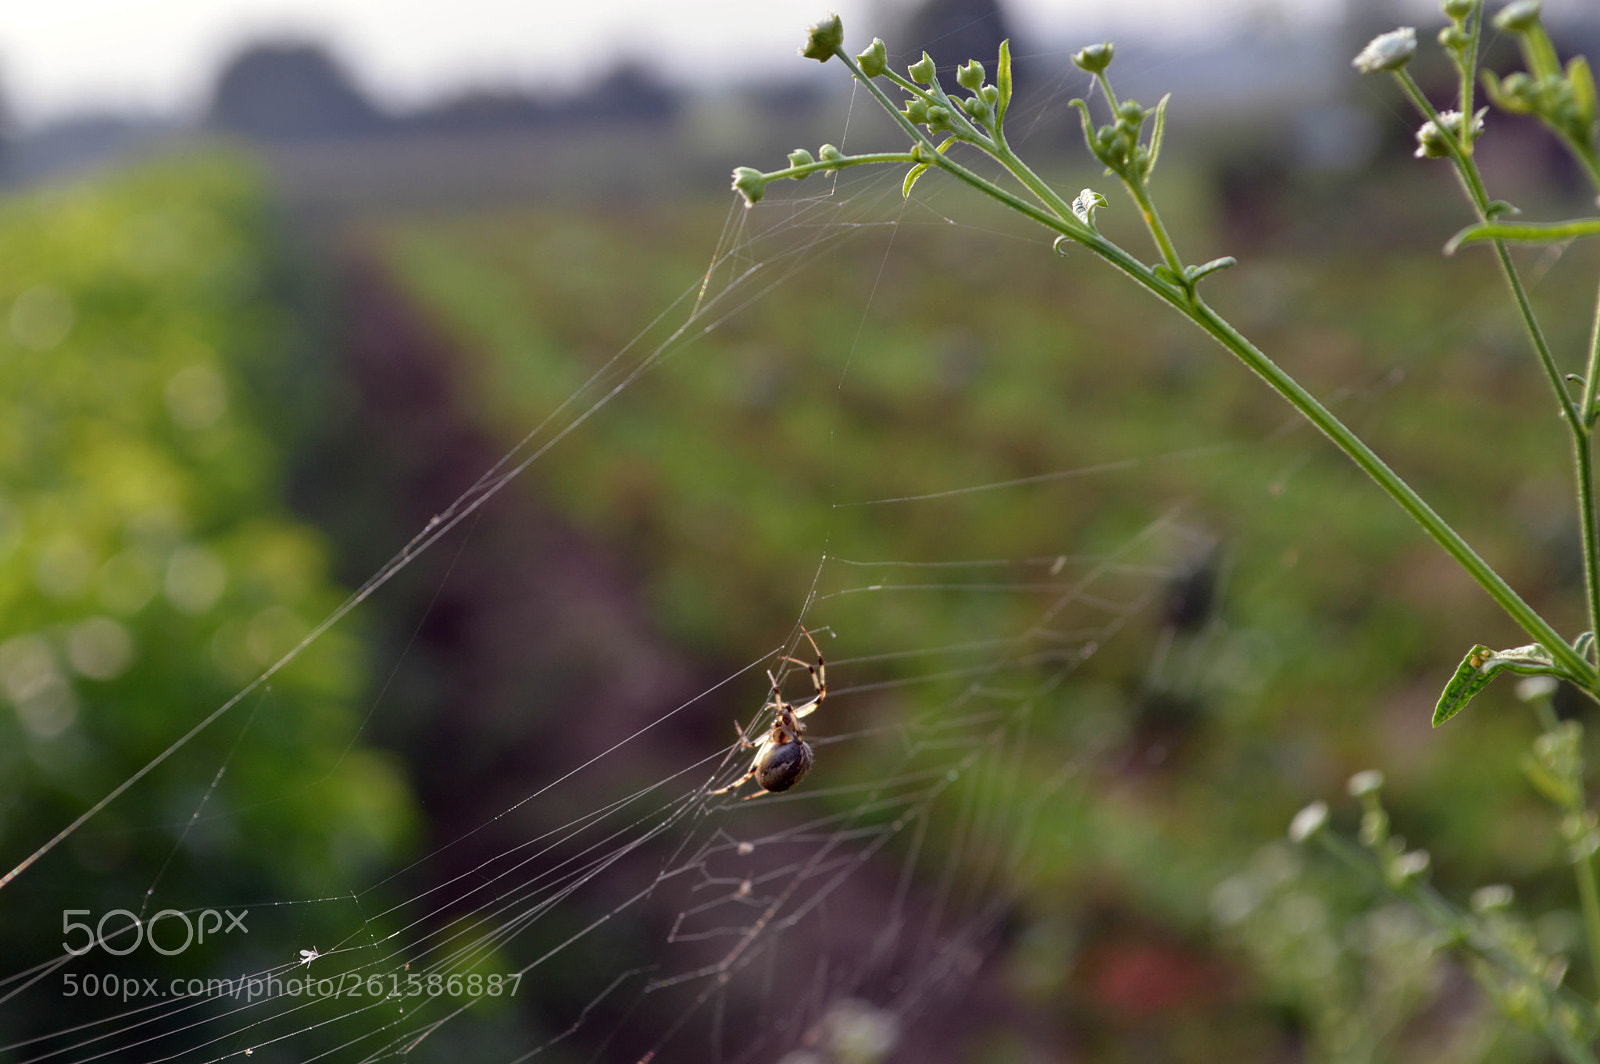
[817,39,1596,687]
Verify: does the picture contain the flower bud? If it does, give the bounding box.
[1353,27,1416,73]
[908,52,937,85]
[1116,99,1144,123]
[1470,884,1514,913]
[1493,0,1542,34]
[962,96,989,121]
[1438,25,1468,51]
[1072,43,1114,74]
[1492,71,1538,113]
[903,98,930,124]
[856,38,889,77]
[1288,801,1329,844]
[787,148,815,168]
[980,84,1000,106]
[800,14,844,62]
[1414,107,1485,157]
[1441,0,1473,17]
[1391,849,1431,882]
[818,143,845,163]
[731,167,768,207]
[957,59,985,91]
[1348,769,1384,797]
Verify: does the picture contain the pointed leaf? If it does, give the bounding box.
[902,163,930,198]
[1185,257,1237,284]
[1569,55,1597,127]
[902,137,957,199]
[1445,216,1600,254]
[996,40,1013,128]
[1433,643,1562,727]
[1481,69,1534,115]
[1147,92,1172,176]
[1069,99,1098,157]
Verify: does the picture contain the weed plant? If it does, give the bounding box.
[735,2,1600,1057]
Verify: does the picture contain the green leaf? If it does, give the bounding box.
[1444,216,1600,254]
[1433,643,1562,726]
[902,163,929,198]
[902,137,956,199]
[996,39,1013,128]
[1185,257,1237,284]
[1480,69,1534,115]
[1068,99,1097,158]
[1146,92,1171,177]
[1569,55,1596,128]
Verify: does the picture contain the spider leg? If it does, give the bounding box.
[713,629,827,799]
[709,769,755,797]
[711,725,775,796]
[776,626,826,718]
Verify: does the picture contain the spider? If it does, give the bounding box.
[712,627,827,798]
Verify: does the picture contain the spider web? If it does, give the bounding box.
[0,13,1563,1064]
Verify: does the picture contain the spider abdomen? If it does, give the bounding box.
[755,739,813,792]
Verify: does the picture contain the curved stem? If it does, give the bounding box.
[1124,178,1186,284]
[1183,300,1592,684]
[825,42,1592,684]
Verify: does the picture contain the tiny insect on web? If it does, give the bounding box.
[711,626,827,798]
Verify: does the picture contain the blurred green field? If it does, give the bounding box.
[376,163,1600,1057]
[4,130,1600,1061]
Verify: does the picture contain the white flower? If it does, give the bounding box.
[1352,28,1417,74]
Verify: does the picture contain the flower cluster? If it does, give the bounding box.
[1480,1,1598,158]
[732,16,1016,209]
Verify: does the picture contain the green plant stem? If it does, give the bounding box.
[1458,3,1482,142]
[1487,238,1600,650]
[827,46,1595,684]
[989,134,1083,230]
[1580,440,1600,654]
[1183,300,1592,682]
[1391,67,1600,668]
[770,152,920,183]
[1393,73,1579,423]
[1582,275,1600,426]
[1570,143,1600,196]
[1122,177,1187,287]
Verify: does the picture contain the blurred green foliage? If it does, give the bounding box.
[379,171,1600,1058]
[0,155,418,1030]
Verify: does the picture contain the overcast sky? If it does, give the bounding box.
[0,0,1521,129]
